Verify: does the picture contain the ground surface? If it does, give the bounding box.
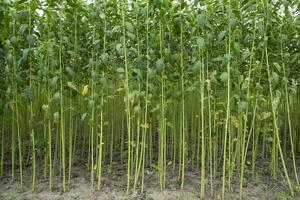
[1,157,299,200]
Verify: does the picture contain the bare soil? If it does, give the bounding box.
[1,157,299,200]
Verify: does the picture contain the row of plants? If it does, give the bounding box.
[0,0,300,199]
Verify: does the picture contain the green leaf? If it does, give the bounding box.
[116,67,125,73]
[67,82,78,92]
[273,62,281,72]
[192,61,202,73]
[26,34,35,45]
[164,48,171,58]
[224,53,231,61]
[66,67,75,76]
[238,101,248,113]
[19,24,28,33]
[16,10,29,21]
[10,36,17,44]
[242,49,251,61]
[100,77,107,87]
[212,56,223,62]
[220,72,228,82]
[116,43,123,55]
[198,37,205,49]
[67,50,76,57]
[53,112,60,123]
[126,22,134,33]
[233,42,240,53]
[6,54,13,63]
[197,14,206,27]
[99,12,106,19]
[271,72,279,84]
[218,31,226,41]
[21,86,34,100]
[100,53,108,64]
[81,113,87,121]
[53,92,60,101]
[50,76,59,87]
[272,90,281,110]
[242,78,250,90]
[134,105,141,113]
[229,18,236,26]
[22,48,29,59]
[156,59,164,72]
[91,71,98,80]
[260,112,271,120]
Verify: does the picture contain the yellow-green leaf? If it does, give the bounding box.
[82,85,89,96]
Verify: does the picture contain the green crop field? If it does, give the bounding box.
[0,0,300,199]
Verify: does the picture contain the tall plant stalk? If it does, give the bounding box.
[27,0,36,191]
[180,0,185,189]
[121,0,131,193]
[239,4,257,197]
[263,0,293,194]
[59,6,66,191]
[222,0,232,198]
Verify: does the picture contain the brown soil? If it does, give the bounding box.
[0,157,299,200]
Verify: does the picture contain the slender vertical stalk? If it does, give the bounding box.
[0,116,4,177]
[121,0,132,193]
[11,9,22,187]
[11,105,15,181]
[265,47,293,195]
[262,0,293,195]
[222,0,231,198]
[97,2,106,189]
[180,0,185,189]
[207,63,213,197]
[280,29,299,186]
[200,54,205,199]
[158,20,166,190]
[141,0,149,192]
[133,1,143,190]
[27,0,36,191]
[68,8,77,184]
[240,4,257,197]
[59,6,66,192]
[91,26,96,188]
[45,28,53,189]
[97,93,104,189]
[15,90,22,188]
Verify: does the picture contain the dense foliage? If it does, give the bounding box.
[0,0,300,199]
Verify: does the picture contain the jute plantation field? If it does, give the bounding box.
[0,0,300,199]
